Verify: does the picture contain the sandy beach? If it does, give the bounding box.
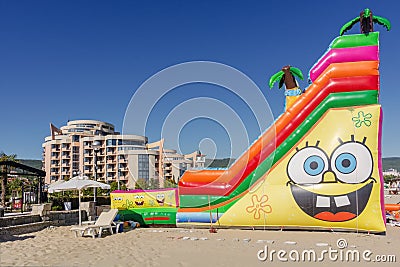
[1,225,399,267]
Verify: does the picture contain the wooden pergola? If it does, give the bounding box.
[0,161,46,211]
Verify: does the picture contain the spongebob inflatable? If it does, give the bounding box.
[177,32,385,233]
[112,32,386,233]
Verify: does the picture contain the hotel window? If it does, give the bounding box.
[106,139,116,146]
[138,154,149,180]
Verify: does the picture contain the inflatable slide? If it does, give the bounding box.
[111,31,386,233]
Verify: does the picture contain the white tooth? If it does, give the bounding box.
[316,196,330,207]
[334,195,350,207]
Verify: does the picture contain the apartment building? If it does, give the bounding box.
[42,120,205,188]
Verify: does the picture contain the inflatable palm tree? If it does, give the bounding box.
[269,65,304,110]
[340,8,391,36]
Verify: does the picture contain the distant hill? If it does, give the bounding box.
[205,158,235,168]
[382,157,400,171]
[204,157,400,171]
[17,159,42,170]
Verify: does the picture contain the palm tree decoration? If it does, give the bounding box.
[340,8,391,36]
[269,65,304,110]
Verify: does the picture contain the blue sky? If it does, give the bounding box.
[1,0,399,159]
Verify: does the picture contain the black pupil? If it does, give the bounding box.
[310,161,318,170]
[342,159,351,168]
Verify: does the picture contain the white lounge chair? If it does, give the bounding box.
[70,209,121,238]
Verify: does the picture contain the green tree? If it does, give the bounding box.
[109,181,126,192]
[7,178,23,192]
[164,178,177,188]
[384,174,396,184]
[340,8,391,36]
[0,152,17,206]
[135,178,148,190]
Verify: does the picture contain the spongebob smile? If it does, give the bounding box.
[290,182,373,222]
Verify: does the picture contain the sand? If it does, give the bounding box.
[1,225,399,267]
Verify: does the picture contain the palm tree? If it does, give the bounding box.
[269,65,303,90]
[0,152,17,207]
[340,8,391,36]
[269,65,304,110]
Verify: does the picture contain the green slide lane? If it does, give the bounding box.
[331,32,379,48]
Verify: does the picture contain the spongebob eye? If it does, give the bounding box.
[287,147,329,184]
[331,141,372,184]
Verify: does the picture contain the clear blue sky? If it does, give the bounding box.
[1,0,399,159]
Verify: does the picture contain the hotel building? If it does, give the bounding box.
[42,120,205,188]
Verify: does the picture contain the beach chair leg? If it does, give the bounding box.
[98,227,103,238]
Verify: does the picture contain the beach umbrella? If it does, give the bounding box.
[48,175,110,225]
[47,179,66,193]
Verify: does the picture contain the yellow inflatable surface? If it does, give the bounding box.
[219,105,385,232]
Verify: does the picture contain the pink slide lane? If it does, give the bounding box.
[309,46,378,82]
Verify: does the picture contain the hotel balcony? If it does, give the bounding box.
[97,177,106,182]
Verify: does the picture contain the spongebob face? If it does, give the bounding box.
[134,194,145,206]
[112,196,124,209]
[287,135,375,222]
[156,193,165,206]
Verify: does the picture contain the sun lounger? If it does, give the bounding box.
[70,209,120,238]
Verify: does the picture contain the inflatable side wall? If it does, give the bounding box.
[111,189,178,225]
[176,32,385,233]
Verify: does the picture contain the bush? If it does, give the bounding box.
[52,205,62,211]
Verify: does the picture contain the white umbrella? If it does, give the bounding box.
[48,175,110,225]
[47,179,66,193]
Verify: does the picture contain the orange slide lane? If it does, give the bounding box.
[179,61,379,190]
